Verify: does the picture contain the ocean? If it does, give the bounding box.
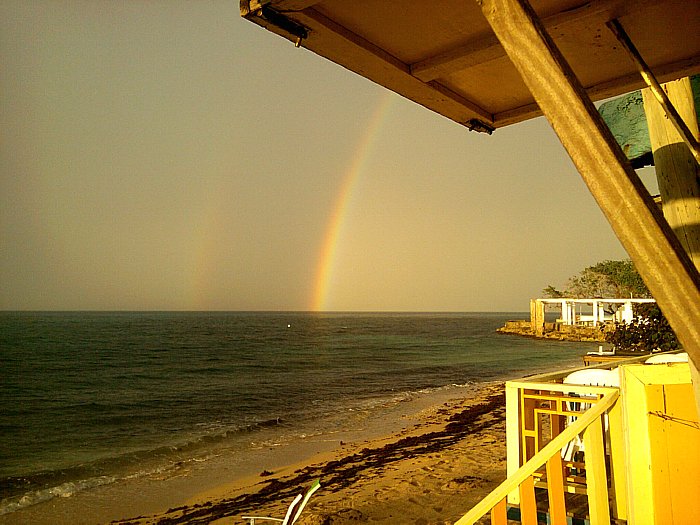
[0,311,592,524]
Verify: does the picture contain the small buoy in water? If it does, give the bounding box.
[287,324,291,328]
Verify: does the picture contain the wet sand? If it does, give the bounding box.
[112,383,506,525]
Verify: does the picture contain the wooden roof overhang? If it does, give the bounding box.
[241,0,700,132]
[241,0,700,374]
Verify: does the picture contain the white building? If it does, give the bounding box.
[530,298,656,335]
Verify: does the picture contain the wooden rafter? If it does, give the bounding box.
[292,7,495,126]
[607,19,700,165]
[411,0,665,82]
[494,54,700,127]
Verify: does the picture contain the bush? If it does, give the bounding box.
[604,303,679,353]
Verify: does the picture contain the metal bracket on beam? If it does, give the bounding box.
[242,3,309,47]
[466,119,496,134]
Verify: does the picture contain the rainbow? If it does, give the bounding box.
[310,93,395,311]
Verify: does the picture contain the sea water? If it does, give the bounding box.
[0,311,592,523]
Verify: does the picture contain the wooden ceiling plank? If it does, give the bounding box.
[586,56,700,102]
[411,33,502,82]
[295,7,495,126]
[494,55,700,127]
[477,0,700,370]
[300,7,410,74]
[413,0,664,82]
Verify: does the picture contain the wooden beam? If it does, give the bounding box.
[505,382,522,505]
[411,0,663,82]
[608,20,700,165]
[491,498,508,525]
[583,416,611,525]
[607,396,628,520]
[545,454,567,525]
[518,475,538,525]
[411,32,503,82]
[475,0,700,374]
[274,0,320,9]
[241,0,321,12]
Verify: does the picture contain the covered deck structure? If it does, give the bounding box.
[241,1,700,522]
[531,297,655,331]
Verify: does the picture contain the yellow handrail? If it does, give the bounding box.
[455,389,619,525]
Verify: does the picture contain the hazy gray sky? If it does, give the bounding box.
[2,0,652,312]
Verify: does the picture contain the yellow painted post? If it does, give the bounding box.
[583,416,611,525]
[455,390,618,525]
[606,396,628,521]
[621,366,655,524]
[545,454,567,525]
[505,382,521,505]
[646,384,673,524]
[518,475,538,525]
[490,498,507,525]
[522,393,537,461]
[650,382,700,522]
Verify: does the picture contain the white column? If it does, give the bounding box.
[593,300,598,326]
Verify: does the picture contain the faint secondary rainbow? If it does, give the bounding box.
[311,94,394,311]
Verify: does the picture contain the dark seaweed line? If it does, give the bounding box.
[112,391,506,525]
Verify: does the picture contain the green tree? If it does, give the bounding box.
[542,259,650,299]
[541,285,564,298]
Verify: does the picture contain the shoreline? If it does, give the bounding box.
[110,383,507,525]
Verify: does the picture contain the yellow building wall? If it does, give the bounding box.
[622,364,700,525]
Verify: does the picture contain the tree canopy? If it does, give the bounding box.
[543,259,650,299]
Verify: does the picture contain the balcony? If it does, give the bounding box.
[456,354,699,524]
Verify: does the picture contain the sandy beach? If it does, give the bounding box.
[112,383,506,525]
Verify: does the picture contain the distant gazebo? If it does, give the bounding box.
[530,297,655,336]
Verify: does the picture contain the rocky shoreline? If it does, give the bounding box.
[497,320,609,342]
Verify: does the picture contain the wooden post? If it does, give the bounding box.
[534,299,545,336]
[506,382,522,505]
[642,79,700,268]
[642,77,700,418]
[491,498,508,525]
[545,454,567,525]
[607,395,628,520]
[518,475,538,525]
[475,0,700,389]
[583,416,611,525]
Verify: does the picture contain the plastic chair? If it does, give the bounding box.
[645,352,688,364]
[561,368,620,461]
[242,479,321,524]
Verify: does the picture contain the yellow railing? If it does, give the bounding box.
[455,389,619,525]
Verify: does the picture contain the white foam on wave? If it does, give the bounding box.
[0,476,116,515]
[0,452,219,517]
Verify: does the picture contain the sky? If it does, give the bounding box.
[1,0,656,312]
